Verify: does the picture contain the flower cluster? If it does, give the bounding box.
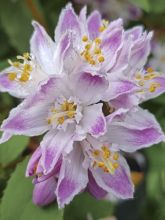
[75,0,142,24]
[0,3,165,208]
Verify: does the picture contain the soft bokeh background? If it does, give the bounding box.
[0,0,165,220]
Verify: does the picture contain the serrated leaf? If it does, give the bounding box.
[1,158,63,220]
[64,192,114,220]
[0,134,29,166]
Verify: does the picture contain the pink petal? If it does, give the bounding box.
[80,103,106,137]
[55,3,81,42]
[91,155,134,199]
[41,126,81,175]
[0,78,61,137]
[71,72,108,104]
[107,107,164,152]
[87,171,107,199]
[33,176,57,206]
[87,10,101,40]
[56,145,88,208]
[31,21,55,74]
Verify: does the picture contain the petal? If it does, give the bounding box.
[104,79,138,101]
[91,154,134,199]
[107,107,164,152]
[71,72,108,104]
[80,103,106,137]
[55,3,81,42]
[110,93,139,109]
[53,32,72,74]
[125,26,143,41]
[26,147,41,177]
[87,10,101,40]
[41,126,82,175]
[127,32,153,72]
[56,145,88,208]
[31,21,55,74]
[0,132,12,145]
[0,78,61,138]
[0,67,42,99]
[33,176,56,206]
[140,75,165,102]
[87,171,107,199]
[101,28,124,72]
[110,34,133,72]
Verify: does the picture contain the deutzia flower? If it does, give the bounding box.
[0,21,70,98]
[0,3,165,209]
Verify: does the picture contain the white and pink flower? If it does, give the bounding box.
[0,3,165,208]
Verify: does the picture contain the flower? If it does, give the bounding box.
[74,0,142,24]
[0,3,165,209]
[0,20,71,98]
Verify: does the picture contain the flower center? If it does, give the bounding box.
[91,146,119,174]
[135,67,161,93]
[47,99,77,126]
[81,36,105,66]
[8,52,33,83]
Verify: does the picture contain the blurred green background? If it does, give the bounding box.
[0,0,165,220]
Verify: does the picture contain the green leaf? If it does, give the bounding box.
[64,193,114,220]
[146,143,165,170]
[130,0,150,11]
[0,134,29,166]
[0,0,33,53]
[149,0,165,13]
[1,158,63,220]
[0,60,8,71]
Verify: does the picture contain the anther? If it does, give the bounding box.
[95,38,102,44]
[147,67,154,73]
[82,35,88,42]
[8,72,17,81]
[58,116,65,125]
[98,56,105,63]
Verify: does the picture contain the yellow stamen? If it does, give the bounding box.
[98,162,105,168]
[19,72,30,82]
[67,111,75,118]
[93,150,100,157]
[90,60,96,65]
[147,67,154,73]
[149,83,160,93]
[82,35,88,42]
[95,38,102,44]
[144,75,151,80]
[135,73,142,80]
[47,118,52,125]
[99,26,105,32]
[113,152,119,160]
[98,56,105,63]
[24,63,32,72]
[94,48,101,54]
[23,52,30,59]
[85,44,91,50]
[138,80,145,86]
[8,72,17,81]
[58,116,65,125]
[113,162,119,169]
